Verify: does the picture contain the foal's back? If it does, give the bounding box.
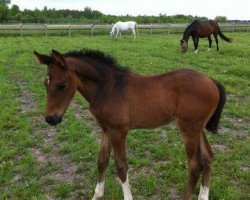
[126,69,219,129]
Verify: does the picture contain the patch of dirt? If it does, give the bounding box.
[70,101,101,138]
[147,194,161,200]
[30,148,47,163]
[156,160,171,165]
[130,165,156,181]
[212,144,227,152]
[12,76,38,113]
[223,115,249,129]
[30,117,84,184]
[19,90,38,113]
[219,127,248,138]
[220,115,249,138]
[240,164,250,172]
[15,77,85,199]
[168,188,181,200]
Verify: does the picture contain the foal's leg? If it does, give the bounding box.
[198,133,214,200]
[177,119,204,200]
[92,132,112,200]
[207,36,212,52]
[109,129,133,200]
[213,33,219,51]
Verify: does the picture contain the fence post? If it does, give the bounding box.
[68,23,71,36]
[45,23,47,36]
[232,22,235,32]
[20,23,23,37]
[247,22,249,32]
[168,23,171,34]
[150,23,153,34]
[90,23,94,36]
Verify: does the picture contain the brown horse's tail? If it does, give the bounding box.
[218,28,232,43]
[205,80,226,134]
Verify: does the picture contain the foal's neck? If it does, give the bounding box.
[71,57,126,106]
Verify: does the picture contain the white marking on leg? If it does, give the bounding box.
[46,76,50,85]
[198,185,209,200]
[195,49,198,54]
[119,174,133,200]
[92,181,104,200]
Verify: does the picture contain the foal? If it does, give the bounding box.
[34,49,226,200]
[180,20,232,53]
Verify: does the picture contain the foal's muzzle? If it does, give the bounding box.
[45,115,62,126]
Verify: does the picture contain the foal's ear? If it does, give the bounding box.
[51,50,66,68]
[34,51,51,65]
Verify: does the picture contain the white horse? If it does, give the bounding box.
[110,21,139,39]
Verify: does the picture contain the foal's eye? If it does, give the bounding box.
[57,81,67,91]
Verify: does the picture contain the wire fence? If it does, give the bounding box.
[0,22,249,37]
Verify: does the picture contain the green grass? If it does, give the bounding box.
[0,33,249,199]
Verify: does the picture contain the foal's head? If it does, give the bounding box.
[180,39,188,53]
[34,50,77,125]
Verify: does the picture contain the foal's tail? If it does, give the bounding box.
[205,80,227,134]
[218,28,232,43]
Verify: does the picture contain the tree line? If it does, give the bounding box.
[0,0,232,24]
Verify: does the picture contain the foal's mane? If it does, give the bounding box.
[64,49,129,73]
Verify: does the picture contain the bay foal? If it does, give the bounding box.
[34,50,226,200]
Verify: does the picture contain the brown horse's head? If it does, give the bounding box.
[34,50,77,126]
[180,40,188,53]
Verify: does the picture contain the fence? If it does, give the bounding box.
[0,22,249,36]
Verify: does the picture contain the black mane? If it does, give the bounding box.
[183,20,200,40]
[64,49,129,73]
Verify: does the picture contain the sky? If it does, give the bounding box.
[10,0,250,20]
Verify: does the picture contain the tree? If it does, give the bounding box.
[83,7,93,19]
[0,5,10,21]
[214,16,227,23]
[10,4,20,15]
[0,0,11,6]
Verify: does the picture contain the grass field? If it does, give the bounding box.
[0,33,249,200]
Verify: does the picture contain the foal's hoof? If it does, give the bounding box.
[207,48,211,52]
[194,50,198,54]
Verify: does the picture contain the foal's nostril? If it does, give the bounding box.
[45,115,62,126]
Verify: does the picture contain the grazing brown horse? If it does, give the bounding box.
[180,20,232,53]
[34,49,226,200]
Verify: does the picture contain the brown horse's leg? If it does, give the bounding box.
[207,36,212,51]
[92,131,112,200]
[194,36,199,53]
[177,119,204,200]
[198,133,214,200]
[191,35,196,52]
[109,129,133,200]
[213,33,219,51]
